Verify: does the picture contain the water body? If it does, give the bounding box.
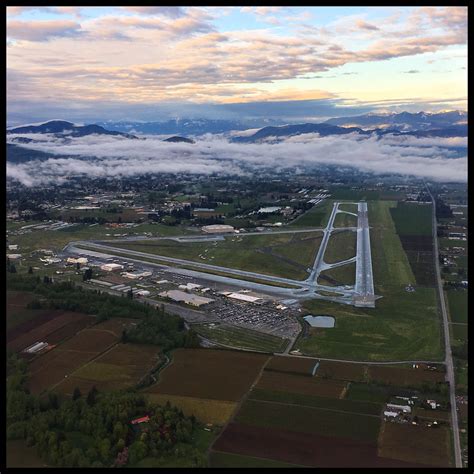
[303,315,335,328]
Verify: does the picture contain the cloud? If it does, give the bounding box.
[6,132,467,187]
[7,19,82,41]
[120,7,186,18]
[355,19,379,31]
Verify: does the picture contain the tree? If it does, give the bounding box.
[28,266,33,274]
[86,386,98,406]
[127,289,133,299]
[72,387,82,401]
[9,263,17,273]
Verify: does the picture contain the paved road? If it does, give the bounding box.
[426,184,462,468]
[353,202,375,307]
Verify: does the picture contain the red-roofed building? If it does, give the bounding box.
[131,415,150,425]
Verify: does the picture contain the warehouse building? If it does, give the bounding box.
[202,224,235,234]
[100,263,124,272]
[225,292,263,304]
[159,289,214,307]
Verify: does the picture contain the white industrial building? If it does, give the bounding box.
[24,341,48,354]
[159,289,214,307]
[67,257,89,265]
[178,282,202,291]
[100,263,124,272]
[122,271,153,279]
[225,292,263,304]
[7,253,22,260]
[202,224,235,234]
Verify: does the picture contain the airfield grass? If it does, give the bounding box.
[108,232,322,281]
[329,189,381,200]
[6,222,189,253]
[295,200,441,362]
[319,262,356,286]
[337,203,358,213]
[333,212,358,228]
[323,230,356,264]
[289,200,332,228]
[192,323,289,353]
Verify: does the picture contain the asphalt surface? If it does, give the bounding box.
[426,184,462,468]
[63,198,373,304]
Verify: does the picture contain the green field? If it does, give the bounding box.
[323,230,356,264]
[192,323,289,353]
[289,201,332,227]
[439,238,467,249]
[108,232,322,281]
[295,200,441,361]
[6,222,189,254]
[446,289,468,323]
[296,287,442,361]
[249,388,382,416]
[345,383,391,403]
[333,211,358,228]
[450,324,468,342]
[329,189,380,200]
[390,202,433,236]
[319,262,355,286]
[235,399,380,442]
[210,451,304,468]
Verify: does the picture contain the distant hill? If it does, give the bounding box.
[7,120,138,139]
[6,143,63,163]
[163,136,195,144]
[325,111,467,132]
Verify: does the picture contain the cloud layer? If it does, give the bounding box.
[7,132,467,186]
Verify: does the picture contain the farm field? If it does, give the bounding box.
[212,423,424,468]
[108,231,323,281]
[234,399,381,441]
[210,451,304,468]
[256,370,347,398]
[54,343,161,395]
[451,324,467,342]
[333,211,357,228]
[144,348,269,402]
[378,421,451,467]
[248,388,383,416]
[446,289,468,323]
[192,323,289,353]
[7,290,40,330]
[439,237,467,249]
[318,261,355,286]
[7,311,96,353]
[323,230,356,264]
[6,440,47,468]
[265,355,319,376]
[146,393,237,425]
[316,360,368,382]
[345,383,392,404]
[26,318,135,394]
[390,202,433,236]
[368,366,445,387]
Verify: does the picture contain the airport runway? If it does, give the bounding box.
[65,200,375,307]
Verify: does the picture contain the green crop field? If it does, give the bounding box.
[289,201,332,228]
[390,202,433,236]
[345,383,391,404]
[210,451,304,468]
[235,399,381,442]
[450,324,467,342]
[446,289,467,323]
[108,231,322,281]
[323,230,357,264]
[192,323,289,353]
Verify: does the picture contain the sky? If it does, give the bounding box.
[6,6,467,125]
